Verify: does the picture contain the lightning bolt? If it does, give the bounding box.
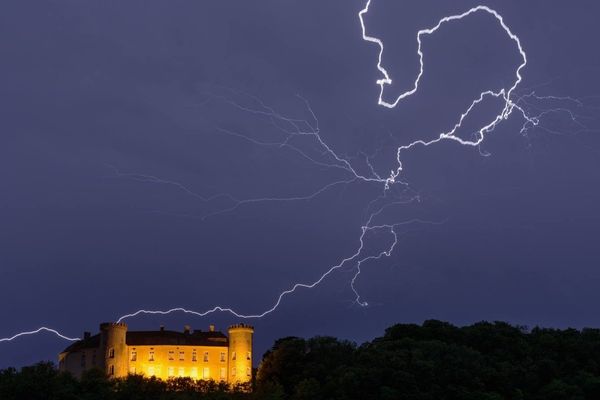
[360,0,545,189]
[2,0,590,346]
[0,327,79,343]
[104,0,592,324]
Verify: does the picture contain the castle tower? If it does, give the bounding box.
[228,323,254,384]
[99,322,128,378]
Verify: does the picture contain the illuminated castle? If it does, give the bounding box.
[58,322,253,384]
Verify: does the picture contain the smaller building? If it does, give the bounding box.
[58,322,253,384]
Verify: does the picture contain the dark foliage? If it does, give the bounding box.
[256,320,600,400]
[0,363,251,400]
[4,321,600,399]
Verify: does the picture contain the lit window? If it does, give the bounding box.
[149,351,155,361]
[220,352,225,362]
[108,348,115,358]
[246,351,251,360]
[179,351,185,361]
[168,367,175,377]
[231,367,236,377]
[147,366,155,376]
[130,350,137,362]
[203,367,210,379]
[246,367,251,377]
[203,351,209,362]
[130,366,136,375]
[109,365,115,376]
[192,350,197,362]
[232,351,236,361]
[191,367,198,378]
[220,367,226,381]
[178,367,185,377]
[80,354,86,367]
[168,350,175,361]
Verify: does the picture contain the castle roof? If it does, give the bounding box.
[127,330,228,347]
[60,329,228,354]
[61,334,100,353]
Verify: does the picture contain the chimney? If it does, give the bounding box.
[83,331,91,340]
[160,325,165,332]
[184,325,191,334]
[209,324,215,332]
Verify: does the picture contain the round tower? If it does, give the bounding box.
[228,323,254,384]
[99,322,128,378]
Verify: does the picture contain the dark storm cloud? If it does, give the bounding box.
[1,0,599,367]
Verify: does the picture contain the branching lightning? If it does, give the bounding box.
[2,0,591,346]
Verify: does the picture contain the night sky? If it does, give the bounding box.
[1,0,600,369]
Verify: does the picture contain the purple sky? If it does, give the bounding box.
[1,0,599,368]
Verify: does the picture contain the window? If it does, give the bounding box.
[232,351,236,361]
[231,367,236,377]
[147,366,155,376]
[109,365,115,376]
[80,353,86,367]
[246,367,251,377]
[179,351,185,361]
[192,350,197,362]
[168,367,175,377]
[203,367,210,379]
[130,350,137,361]
[108,348,115,358]
[149,351,155,361]
[92,351,96,365]
[191,367,198,378]
[203,351,209,362]
[168,350,175,360]
[246,351,251,360]
[220,367,226,381]
[130,366,136,375]
[178,367,185,377]
[220,352,225,362]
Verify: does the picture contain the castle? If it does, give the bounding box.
[58,322,253,384]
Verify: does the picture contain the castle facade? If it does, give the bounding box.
[58,322,253,385]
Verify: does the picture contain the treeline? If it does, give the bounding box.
[0,364,251,400]
[257,320,600,399]
[4,320,600,399]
